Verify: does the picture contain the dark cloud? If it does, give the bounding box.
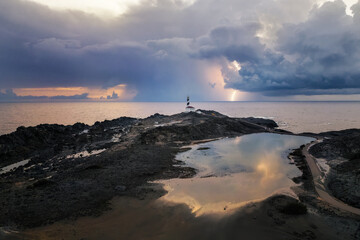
[196,24,264,62]
[0,89,19,100]
[0,0,227,100]
[209,82,216,88]
[50,93,89,100]
[0,89,89,102]
[218,0,360,95]
[0,0,359,100]
[107,91,119,99]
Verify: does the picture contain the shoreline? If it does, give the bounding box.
[0,110,276,229]
[1,110,360,239]
[303,141,360,216]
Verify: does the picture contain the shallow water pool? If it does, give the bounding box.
[157,133,314,215]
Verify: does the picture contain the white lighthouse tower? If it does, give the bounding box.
[185,96,195,112]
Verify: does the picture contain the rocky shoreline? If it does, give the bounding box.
[0,110,359,239]
[309,129,360,209]
[0,110,277,229]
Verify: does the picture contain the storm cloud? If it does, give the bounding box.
[0,89,89,101]
[0,0,359,100]
[220,0,360,95]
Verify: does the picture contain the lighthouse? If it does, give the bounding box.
[185,96,195,112]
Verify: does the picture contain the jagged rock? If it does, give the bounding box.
[309,129,360,208]
[0,110,278,228]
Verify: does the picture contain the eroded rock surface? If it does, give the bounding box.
[0,110,277,228]
[309,129,360,208]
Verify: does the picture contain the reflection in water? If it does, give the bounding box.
[157,133,314,215]
[10,134,345,240]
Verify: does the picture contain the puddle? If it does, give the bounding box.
[0,159,30,174]
[111,133,122,142]
[66,149,106,159]
[154,120,182,127]
[315,158,331,175]
[156,133,314,215]
[5,134,346,240]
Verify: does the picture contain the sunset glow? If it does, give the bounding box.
[230,90,237,101]
[14,87,88,97]
[1,0,360,101]
[12,84,137,101]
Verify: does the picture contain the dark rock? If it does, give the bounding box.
[280,202,307,215]
[29,179,56,189]
[84,165,103,170]
[197,147,210,150]
[240,117,278,128]
[115,185,127,192]
[308,129,360,208]
[0,111,277,228]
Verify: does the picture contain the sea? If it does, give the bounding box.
[0,101,359,135]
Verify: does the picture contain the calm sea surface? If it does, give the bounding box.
[0,101,359,135]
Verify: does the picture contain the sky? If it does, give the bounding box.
[1,0,360,102]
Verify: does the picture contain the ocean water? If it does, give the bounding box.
[0,101,359,135]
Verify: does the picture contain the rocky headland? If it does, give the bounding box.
[1,110,360,240]
[0,110,277,228]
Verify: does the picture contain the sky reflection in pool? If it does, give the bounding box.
[157,133,314,215]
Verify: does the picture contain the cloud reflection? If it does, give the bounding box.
[156,133,314,215]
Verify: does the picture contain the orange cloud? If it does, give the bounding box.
[13,84,137,101]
